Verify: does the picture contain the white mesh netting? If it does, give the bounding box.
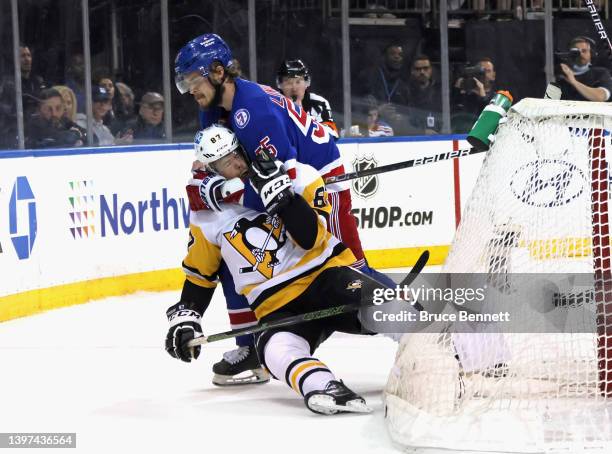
[385,99,612,453]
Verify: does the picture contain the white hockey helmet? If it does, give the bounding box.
[194,124,241,167]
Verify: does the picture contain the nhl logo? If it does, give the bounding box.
[351,156,378,200]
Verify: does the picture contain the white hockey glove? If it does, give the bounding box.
[248,148,294,215]
[199,173,226,211]
[186,169,245,212]
[165,302,204,362]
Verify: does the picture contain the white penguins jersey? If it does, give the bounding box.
[182,162,356,319]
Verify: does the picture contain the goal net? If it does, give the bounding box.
[385,99,612,453]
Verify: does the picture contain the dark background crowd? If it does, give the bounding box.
[1,0,611,150]
[0,48,167,149]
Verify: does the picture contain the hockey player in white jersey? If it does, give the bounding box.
[165,125,399,414]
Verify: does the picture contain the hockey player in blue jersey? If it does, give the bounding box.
[175,33,395,386]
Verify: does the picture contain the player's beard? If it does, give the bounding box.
[210,79,225,108]
[196,78,225,110]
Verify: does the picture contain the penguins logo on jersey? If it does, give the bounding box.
[224,214,287,278]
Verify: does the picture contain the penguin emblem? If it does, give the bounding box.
[224,214,286,278]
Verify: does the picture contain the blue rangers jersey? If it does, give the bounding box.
[198,78,347,193]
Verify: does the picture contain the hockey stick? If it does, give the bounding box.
[324,147,483,185]
[187,250,430,347]
[583,0,612,60]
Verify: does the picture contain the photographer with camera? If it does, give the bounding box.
[553,36,612,102]
[451,58,497,132]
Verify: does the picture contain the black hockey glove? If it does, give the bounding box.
[165,301,203,362]
[248,148,294,215]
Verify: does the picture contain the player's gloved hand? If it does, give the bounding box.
[199,173,226,212]
[248,148,294,215]
[165,302,204,362]
[186,169,245,211]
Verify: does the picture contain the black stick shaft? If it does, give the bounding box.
[584,0,612,59]
[325,147,482,185]
[188,250,429,347]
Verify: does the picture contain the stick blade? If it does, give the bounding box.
[400,250,430,287]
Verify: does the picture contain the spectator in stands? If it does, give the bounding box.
[0,44,47,125]
[76,86,133,146]
[451,57,497,132]
[357,43,411,135]
[19,45,47,119]
[556,36,612,102]
[406,55,442,134]
[25,88,85,149]
[124,92,166,142]
[65,53,86,112]
[94,69,131,134]
[349,95,394,137]
[358,43,409,106]
[276,59,338,137]
[365,103,394,137]
[52,85,78,123]
[115,82,136,120]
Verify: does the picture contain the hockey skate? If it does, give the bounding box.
[212,346,270,386]
[304,380,372,415]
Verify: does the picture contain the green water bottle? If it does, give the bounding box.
[467,90,513,151]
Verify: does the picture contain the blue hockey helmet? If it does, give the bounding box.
[174,33,233,94]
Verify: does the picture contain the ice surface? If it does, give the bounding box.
[0,289,400,453]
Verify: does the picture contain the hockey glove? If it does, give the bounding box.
[165,302,204,362]
[248,149,294,215]
[199,173,226,212]
[186,170,245,211]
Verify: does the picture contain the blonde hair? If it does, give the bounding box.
[52,85,77,121]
